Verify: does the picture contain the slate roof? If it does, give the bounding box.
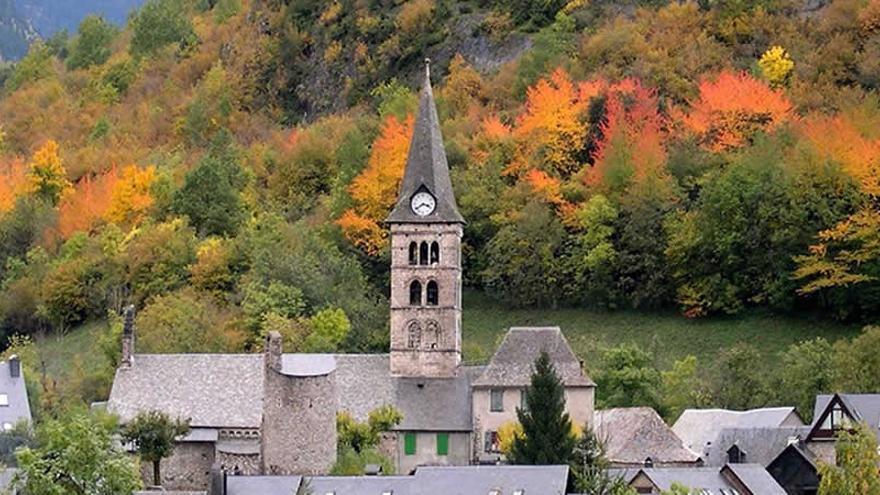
[413,465,569,495]
[594,407,701,466]
[673,407,802,455]
[225,475,302,495]
[108,354,264,428]
[334,354,478,431]
[108,353,476,432]
[627,464,786,494]
[704,427,812,467]
[386,61,464,225]
[812,394,880,438]
[0,360,31,428]
[472,327,594,388]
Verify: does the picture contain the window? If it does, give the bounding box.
[0,394,8,407]
[519,390,528,412]
[404,432,417,455]
[821,403,851,431]
[408,242,418,265]
[484,431,499,453]
[419,242,429,265]
[407,321,421,349]
[436,433,449,456]
[424,320,440,349]
[727,445,746,464]
[430,242,440,264]
[426,281,439,306]
[409,280,422,306]
[490,389,503,412]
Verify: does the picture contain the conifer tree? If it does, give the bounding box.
[509,351,576,464]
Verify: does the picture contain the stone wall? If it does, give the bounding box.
[261,363,337,475]
[389,223,463,377]
[140,441,215,491]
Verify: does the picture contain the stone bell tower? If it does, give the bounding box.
[386,60,465,378]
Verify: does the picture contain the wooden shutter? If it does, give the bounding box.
[404,432,417,455]
[436,433,449,456]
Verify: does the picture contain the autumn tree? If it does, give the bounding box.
[338,114,413,255]
[106,165,156,228]
[676,71,793,151]
[0,159,28,215]
[57,168,119,239]
[27,140,70,206]
[818,422,880,495]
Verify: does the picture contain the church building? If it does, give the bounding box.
[106,61,596,491]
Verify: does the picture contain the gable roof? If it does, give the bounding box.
[0,360,31,428]
[226,475,302,495]
[810,394,880,440]
[594,407,701,466]
[673,407,802,456]
[386,61,464,225]
[630,464,786,495]
[704,426,813,467]
[472,327,594,388]
[108,353,475,432]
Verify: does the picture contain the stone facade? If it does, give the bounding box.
[143,442,215,491]
[389,223,463,378]
[261,333,337,475]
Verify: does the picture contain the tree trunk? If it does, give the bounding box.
[153,459,161,486]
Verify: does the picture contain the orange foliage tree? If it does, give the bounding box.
[587,79,670,195]
[511,68,593,177]
[676,71,793,152]
[107,165,157,227]
[57,167,120,239]
[799,115,880,196]
[338,115,413,254]
[0,159,28,215]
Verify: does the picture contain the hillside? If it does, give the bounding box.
[1,0,880,419]
[0,0,37,61]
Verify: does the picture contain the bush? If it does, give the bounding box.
[129,0,196,58]
[67,16,117,71]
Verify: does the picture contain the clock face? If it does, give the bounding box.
[411,191,436,216]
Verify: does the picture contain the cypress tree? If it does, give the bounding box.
[509,351,576,464]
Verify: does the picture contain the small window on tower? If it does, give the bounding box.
[430,242,440,264]
[407,321,421,349]
[419,242,429,265]
[408,242,418,265]
[426,281,439,306]
[410,280,422,306]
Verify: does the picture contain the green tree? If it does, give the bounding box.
[66,16,117,70]
[818,422,880,495]
[129,0,196,58]
[302,307,352,353]
[15,412,142,494]
[713,343,768,410]
[560,194,618,307]
[123,218,198,304]
[509,351,576,464]
[831,326,880,393]
[777,338,834,422]
[661,355,710,423]
[6,42,53,90]
[596,343,664,413]
[121,410,191,487]
[571,426,635,494]
[171,138,246,237]
[333,405,401,475]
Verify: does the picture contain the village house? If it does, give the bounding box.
[0,356,30,433]
[595,407,702,468]
[673,407,805,461]
[615,464,787,494]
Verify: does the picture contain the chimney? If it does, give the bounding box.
[121,305,135,368]
[264,331,282,373]
[8,355,20,378]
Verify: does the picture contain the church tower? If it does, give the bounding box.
[386,60,465,378]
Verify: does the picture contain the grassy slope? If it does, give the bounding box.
[461,292,861,374]
[30,292,861,385]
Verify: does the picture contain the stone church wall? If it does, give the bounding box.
[141,441,215,491]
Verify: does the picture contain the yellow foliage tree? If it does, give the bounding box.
[27,140,70,205]
[758,46,794,87]
[497,420,583,457]
[107,165,157,227]
[338,115,413,254]
[0,159,28,215]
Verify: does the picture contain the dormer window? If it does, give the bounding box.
[821,403,851,431]
[727,444,746,464]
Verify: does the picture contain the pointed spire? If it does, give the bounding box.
[386,59,465,225]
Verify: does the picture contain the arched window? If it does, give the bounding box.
[430,242,440,264]
[408,242,418,265]
[426,281,439,306]
[419,242,429,265]
[407,321,421,349]
[409,280,422,306]
[425,320,441,349]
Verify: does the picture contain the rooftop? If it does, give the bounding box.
[595,407,701,466]
[672,407,803,455]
